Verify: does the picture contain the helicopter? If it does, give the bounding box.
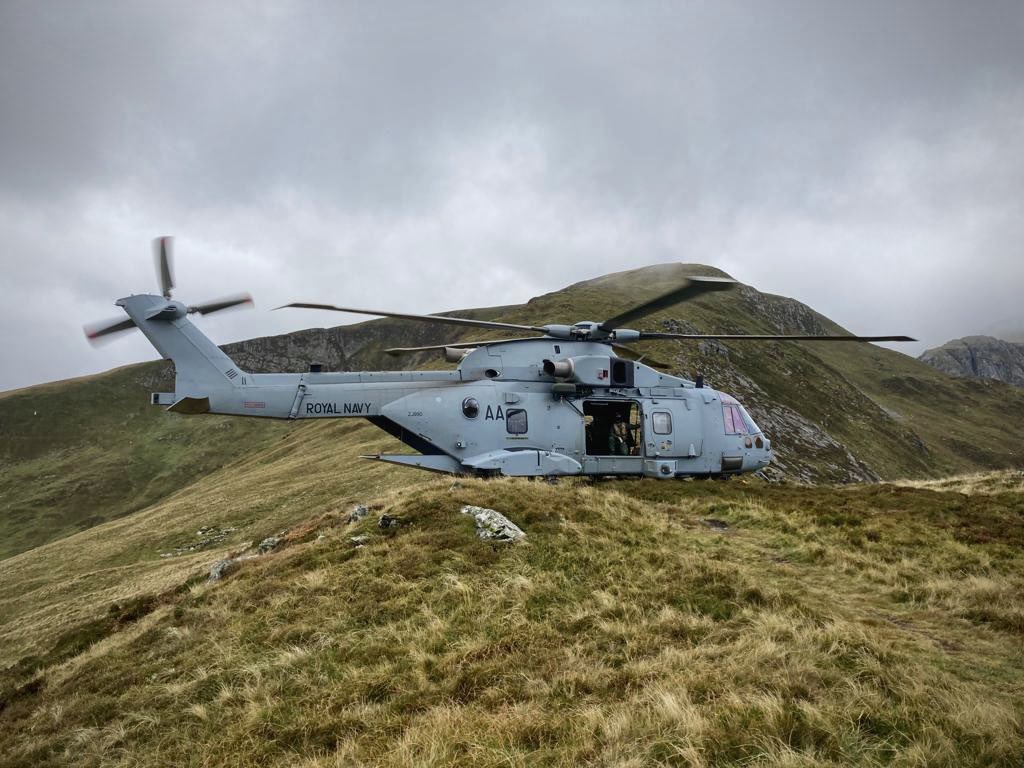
[85,237,914,479]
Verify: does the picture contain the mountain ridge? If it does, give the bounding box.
[919,335,1024,388]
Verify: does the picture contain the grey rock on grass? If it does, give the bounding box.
[209,559,238,581]
[460,505,526,542]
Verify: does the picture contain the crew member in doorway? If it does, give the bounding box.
[610,412,631,455]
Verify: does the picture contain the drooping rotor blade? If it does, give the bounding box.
[188,293,254,315]
[637,332,917,342]
[84,316,137,344]
[278,303,547,334]
[385,337,550,356]
[154,236,174,299]
[598,276,736,332]
[612,343,671,370]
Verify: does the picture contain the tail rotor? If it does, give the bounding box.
[84,236,253,345]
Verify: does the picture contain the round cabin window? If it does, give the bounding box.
[462,397,480,418]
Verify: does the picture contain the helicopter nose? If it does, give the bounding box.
[743,435,771,469]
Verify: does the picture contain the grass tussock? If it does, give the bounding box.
[896,469,1024,496]
[2,472,1024,766]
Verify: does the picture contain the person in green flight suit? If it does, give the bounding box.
[609,411,631,455]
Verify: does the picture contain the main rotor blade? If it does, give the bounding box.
[384,338,674,369]
[638,332,917,342]
[154,236,174,299]
[278,303,546,334]
[189,293,254,315]
[598,276,736,332]
[385,337,549,356]
[84,316,137,344]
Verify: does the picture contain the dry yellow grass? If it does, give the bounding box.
[2,466,1023,766]
[895,469,1024,495]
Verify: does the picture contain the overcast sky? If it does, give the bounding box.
[1,1,1022,392]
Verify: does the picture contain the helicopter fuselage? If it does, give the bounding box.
[120,290,772,481]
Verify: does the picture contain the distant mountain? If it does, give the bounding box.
[919,336,1024,388]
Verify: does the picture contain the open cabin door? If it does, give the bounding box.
[580,399,645,475]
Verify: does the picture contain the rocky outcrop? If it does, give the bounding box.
[920,336,1024,388]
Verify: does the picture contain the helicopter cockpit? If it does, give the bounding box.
[720,394,763,436]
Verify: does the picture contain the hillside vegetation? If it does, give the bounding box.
[0,363,286,559]
[1,451,1022,766]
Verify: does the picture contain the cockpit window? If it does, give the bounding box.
[722,402,762,435]
[739,405,761,435]
[723,403,746,435]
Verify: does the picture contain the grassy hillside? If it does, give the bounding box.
[0,418,407,669]
[0,362,288,560]
[1,457,1022,766]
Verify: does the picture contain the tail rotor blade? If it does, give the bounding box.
[84,317,137,345]
[188,293,254,315]
[154,236,174,299]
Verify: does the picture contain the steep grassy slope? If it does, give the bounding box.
[1,462,1022,766]
[0,363,288,560]
[0,418,408,669]
[812,341,1024,475]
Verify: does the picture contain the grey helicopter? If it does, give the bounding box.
[85,238,914,479]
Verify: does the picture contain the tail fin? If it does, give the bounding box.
[118,294,244,398]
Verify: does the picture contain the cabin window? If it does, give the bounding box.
[462,397,480,418]
[506,408,528,434]
[652,411,672,435]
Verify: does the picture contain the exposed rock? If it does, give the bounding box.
[348,505,370,523]
[160,526,237,558]
[349,535,371,547]
[378,515,404,530]
[208,559,238,581]
[703,519,729,531]
[459,505,526,542]
[258,536,282,553]
[206,528,291,583]
[665,344,884,483]
[919,336,1024,388]
[220,318,463,375]
[738,286,835,337]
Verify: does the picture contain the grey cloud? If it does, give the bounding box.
[1,1,1023,391]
